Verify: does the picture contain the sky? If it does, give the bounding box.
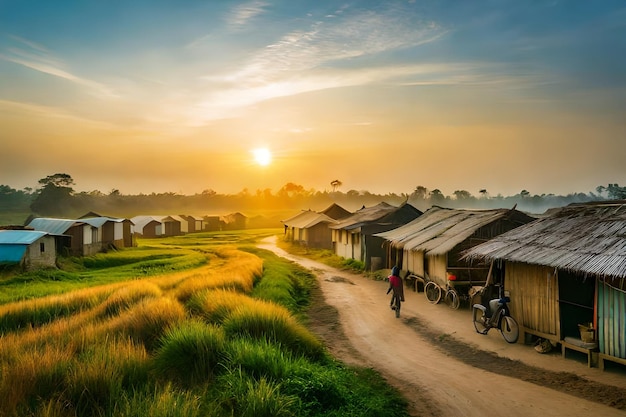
[1,1,625,198]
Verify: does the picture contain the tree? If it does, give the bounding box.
[30,173,76,216]
[479,189,489,198]
[330,179,342,192]
[453,190,472,200]
[429,189,445,204]
[411,186,428,200]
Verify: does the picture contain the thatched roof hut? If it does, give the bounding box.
[463,200,626,280]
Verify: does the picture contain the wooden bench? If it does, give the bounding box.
[560,337,598,368]
[598,353,626,371]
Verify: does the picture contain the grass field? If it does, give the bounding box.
[0,229,408,417]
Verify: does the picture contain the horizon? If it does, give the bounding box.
[1,1,625,198]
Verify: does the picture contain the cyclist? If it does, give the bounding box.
[386,265,405,317]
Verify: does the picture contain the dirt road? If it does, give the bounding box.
[258,236,626,417]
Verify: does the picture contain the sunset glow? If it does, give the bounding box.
[252,148,272,167]
[0,2,624,196]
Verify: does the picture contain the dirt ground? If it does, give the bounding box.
[259,237,626,417]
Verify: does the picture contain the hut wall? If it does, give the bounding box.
[24,236,56,269]
[506,262,560,340]
[307,223,332,249]
[403,250,424,278]
[598,282,626,360]
[427,254,448,288]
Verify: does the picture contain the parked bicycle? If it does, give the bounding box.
[472,292,519,343]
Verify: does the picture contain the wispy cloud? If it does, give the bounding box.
[228,1,269,26]
[191,7,447,123]
[0,35,117,98]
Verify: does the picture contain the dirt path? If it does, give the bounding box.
[258,237,626,417]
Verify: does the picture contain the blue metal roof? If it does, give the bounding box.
[27,218,81,235]
[0,230,47,263]
[0,230,48,244]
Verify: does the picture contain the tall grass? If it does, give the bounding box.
[106,297,186,351]
[222,303,325,360]
[0,232,410,417]
[173,247,262,302]
[153,319,226,385]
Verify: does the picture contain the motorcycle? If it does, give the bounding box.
[472,290,519,344]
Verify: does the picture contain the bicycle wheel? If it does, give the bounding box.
[500,315,519,343]
[424,281,442,304]
[445,289,460,310]
[472,306,488,334]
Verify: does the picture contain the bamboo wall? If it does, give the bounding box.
[403,250,424,277]
[506,262,560,340]
[427,254,448,288]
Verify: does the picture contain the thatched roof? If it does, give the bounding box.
[281,210,338,229]
[375,206,533,256]
[329,202,398,230]
[463,200,626,279]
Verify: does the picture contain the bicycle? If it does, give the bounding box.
[389,291,401,318]
[472,294,519,343]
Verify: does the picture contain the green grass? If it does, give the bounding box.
[0,230,409,417]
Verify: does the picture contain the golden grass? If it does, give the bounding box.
[173,248,263,302]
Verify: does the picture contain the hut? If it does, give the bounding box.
[79,213,134,249]
[463,201,626,369]
[131,216,161,237]
[0,230,57,270]
[282,203,351,249]
[27,217,86,256]
[375,206,534,304]
[282,210,340,249]
[330,202,422,270]
[220,212,247,230]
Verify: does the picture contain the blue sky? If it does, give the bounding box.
[1,1,624,197]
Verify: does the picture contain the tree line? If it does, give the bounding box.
[1,173,625,222]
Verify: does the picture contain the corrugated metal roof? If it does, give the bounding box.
[0,230,48,244]
[81,217,127,228]
[281,210,338,229]
[463,201,626,279]
[28,218,82,235]
[130,215,162,231]
[0,230,48,263]
[375,206,521,255]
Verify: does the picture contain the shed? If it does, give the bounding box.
[376,206,534,292]
[27,217,86,256]
[281,210,339,249]
[463,200,626,369]
[130,216,163,237]
[0,230,56,270]
[330,202,422,270]
[80,216,134,252]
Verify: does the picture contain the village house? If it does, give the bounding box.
[282,203,351,250]
[0,229,57,270]
[463,200,626,369]
[375,206,535,307]
[330,202,422,270]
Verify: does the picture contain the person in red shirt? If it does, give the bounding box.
[386,265,405,317]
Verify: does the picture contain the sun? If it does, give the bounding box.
[252,148,272,166]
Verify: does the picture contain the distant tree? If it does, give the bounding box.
[331,179,343,192]
[30,173,76,216]
[453,190,472,200]
[520,189,530,198]
[605,183,626,199]
[429,189,445,204]
[479,189,489,198]
[411,186,428,200]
